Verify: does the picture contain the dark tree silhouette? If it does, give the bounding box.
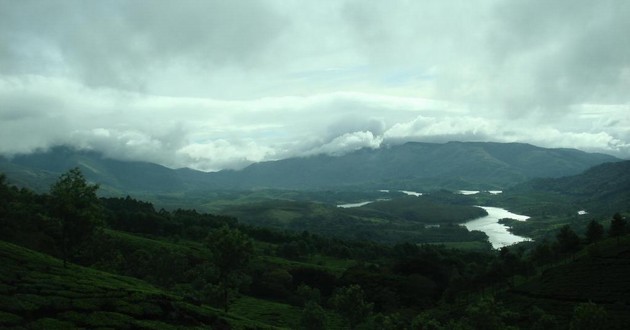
[609,213,627,243]
[570,302,609,330]
[206,225,253,312]
[49,168,102,267]
[556,225,580,254]
[330,284,374,329]
[585,220,604,244]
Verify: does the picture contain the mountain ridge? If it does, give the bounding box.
[505,160,630,214]
[0,142,620,194]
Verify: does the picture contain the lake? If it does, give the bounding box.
[463,206,531,249]
[337,190,423,208]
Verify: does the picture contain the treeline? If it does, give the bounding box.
[1,170,628,329]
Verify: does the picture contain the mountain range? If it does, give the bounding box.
[0,141,620,194]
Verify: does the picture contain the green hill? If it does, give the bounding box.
[0,240,269,329]
[503,160,630,216]
[503,235,630,326]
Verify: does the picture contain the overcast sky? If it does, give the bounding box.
[1,0,629,171]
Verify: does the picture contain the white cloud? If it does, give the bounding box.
[0,0,629,170]
[305,131,383,156]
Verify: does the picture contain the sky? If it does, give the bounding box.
[1,0,629,171]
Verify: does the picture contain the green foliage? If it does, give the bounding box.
[230,295,304,328]
[330,284,374,329]
[223,197,490,247]
[570,302,609,330]
[206,225,254,312]
[2,164,630,329]
[586,220,605,243]
[609,213,627,238]
[0,241,251,329]
[464,296,508,330]
[49,168,103,267]
[505,160,630,216]
[300,302,327,330]
[296,284,321,306]
[556,225,581,254]
[411,311,443,330]
[528,306,560,330]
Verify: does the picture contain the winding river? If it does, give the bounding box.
[337,191,531,249]
[464,206,531,249]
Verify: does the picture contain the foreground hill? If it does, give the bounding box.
[0,241,263,329]
[502,235,630,327]
[0,142,619,194]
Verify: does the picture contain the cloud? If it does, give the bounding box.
[481,0,630,113]
[0,1,629,170]
[305,131,383,157]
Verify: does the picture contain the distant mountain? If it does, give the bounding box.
[507,160,630,214]
[0,142,620,194]
[0,147,187,194]
[202,141,619,190]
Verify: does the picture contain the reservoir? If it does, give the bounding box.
[337,201,374,208]
[464,206,530,249]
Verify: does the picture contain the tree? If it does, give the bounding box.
[609,213,627,242]
[206,225,253,312]
[569,302,609,330]
[556,225,580,254]
[330,284,373,329]
[585,220,604,244]
[49,168,102,267]
[300,301,326,330]
[464,296,507,330]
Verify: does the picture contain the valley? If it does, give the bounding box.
[1,142,629,329]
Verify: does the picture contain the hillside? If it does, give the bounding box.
[0,147,187,194]
[503,160,630,215]
[502,235,630,327]
[0,240,262,329]
[2,168,630,329]
[0,142,619,194]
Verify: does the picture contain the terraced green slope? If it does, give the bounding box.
[0,241,272,329]
[503,235,630,326]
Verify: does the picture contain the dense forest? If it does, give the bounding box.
[1,169,630,329]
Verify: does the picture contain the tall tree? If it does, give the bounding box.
[206,225,253,312]
[556,225,581,254]
[585,220,604,244]
[49,168,102,267]
[609,213,627,243]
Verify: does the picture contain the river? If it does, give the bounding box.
[463,206,530,249]
[336,192,531,249]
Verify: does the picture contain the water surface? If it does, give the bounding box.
[464,206,530,249]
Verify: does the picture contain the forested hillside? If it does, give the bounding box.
[505,160,630,215]
[2,169,630,329]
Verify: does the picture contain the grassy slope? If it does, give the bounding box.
[0,240,275,330]
[503,235,630,325]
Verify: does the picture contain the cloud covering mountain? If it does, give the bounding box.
[1,0,629,170]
